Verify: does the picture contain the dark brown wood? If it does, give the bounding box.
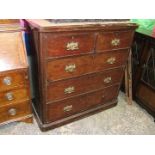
[27,19,137,131]
[33,100,117,131]
[0,24,32,125]
[136,82,155,110]
[43,32,95,58]
[47,68,124,102]
[96,31,134,52]
[46,85,119,122]
[94,49,129,71]
[27,19,138,32]
[122,30,155,119]
[47,54,94,81]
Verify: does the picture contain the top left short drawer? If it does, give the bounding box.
[42,32,95,58]
[0,71,28,92]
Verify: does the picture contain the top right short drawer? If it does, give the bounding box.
[96,31,134,52]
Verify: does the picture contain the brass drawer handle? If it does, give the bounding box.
[3,76,12,85]
[111,38,120,46]
[65,64,76,73]
[66,41,79,50]
[64,86,75,94]
[63,105,73,112]
[5,92,14,101]
[107,57,116,64]
[104,77,112,83]
[8,108,17,116]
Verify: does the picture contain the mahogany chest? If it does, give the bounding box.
[27,19,137,131]
[0,21,32,125]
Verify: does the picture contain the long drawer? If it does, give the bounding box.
[47,49,129,81]
[0,71,28,92]
[0,87,30,106]
[0,101,31,123]
[46,85,119,122]
[47,68,124,102]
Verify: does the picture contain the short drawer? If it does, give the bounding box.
[47,68,124,102]
[0,71,28,92]
[0,87,30,106]
[94,49,129,71]
[47,55,94,81]
[96,31,134,52]
[46,85,119,122]
[0,101,31,123]
[43,32,95,57]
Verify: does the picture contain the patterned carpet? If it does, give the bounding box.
[0,91,155,135]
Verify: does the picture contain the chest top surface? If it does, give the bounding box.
[27,19,138,32]
[0,31,27,72]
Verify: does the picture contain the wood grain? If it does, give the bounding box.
[47,68,124,102]
[44,32,95,58]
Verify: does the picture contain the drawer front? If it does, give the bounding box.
[0,101,31,123]
[96,31,134,52]
[47,55,94,81]
[94,49,129,71]
[47,68,124,102]
[44,33,95,57]
[0,87,30,106]
[0,71,28,92]
[46,85,119,122]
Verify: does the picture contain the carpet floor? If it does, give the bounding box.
[0,91,155,135]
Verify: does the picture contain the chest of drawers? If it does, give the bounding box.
[27,19,137,131]
[0,21,32,125]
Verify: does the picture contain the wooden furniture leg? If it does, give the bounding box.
[21,117,33,123]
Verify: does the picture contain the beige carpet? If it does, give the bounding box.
[0,91,155,135]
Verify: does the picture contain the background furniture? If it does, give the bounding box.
[0,20,32,125]
[131,28,155,120]
[27,19,137,131]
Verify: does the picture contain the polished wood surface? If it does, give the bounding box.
[27,19,137,32]
[47,55,94,81]
[0,23,32,125]
[46,85,119,122]
[94,49,129,71]
[0,87,30,106]
[96,31,134,52]
[47,50,128,81]
[0,32,28,72]
[0,70,28,92]
[47,68,124,102]
[44,32,95,57]
[27,19,137,130]
[0,101,31,123]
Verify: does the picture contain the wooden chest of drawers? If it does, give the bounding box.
[0,21,32,125]
[27,19,137,131]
